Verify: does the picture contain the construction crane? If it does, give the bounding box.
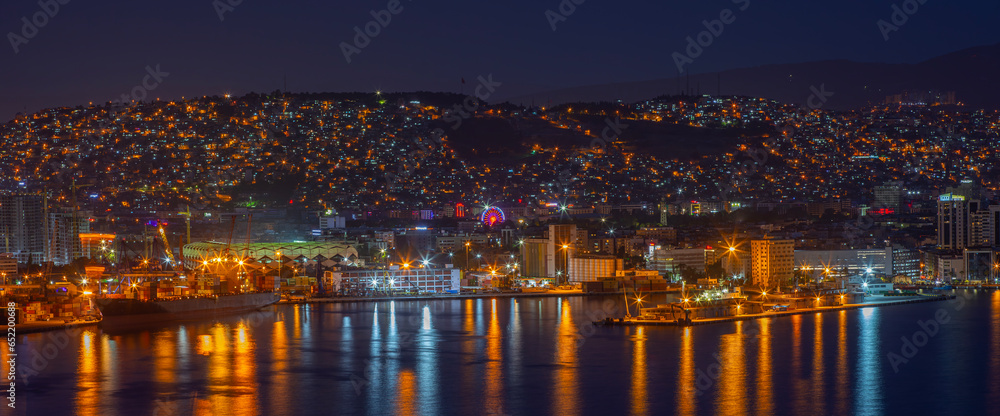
[224,216,237,258]
[178,205,192,246]
[158,226,176,266]
[242,213,253,259]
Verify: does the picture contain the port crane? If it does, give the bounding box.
[158,226,176,267]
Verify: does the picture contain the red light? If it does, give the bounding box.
[289,199,293,204]
[706,245,712,250]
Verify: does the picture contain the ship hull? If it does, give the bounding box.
[96,292,280,329]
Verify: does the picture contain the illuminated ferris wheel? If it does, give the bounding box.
[480,206,505,226]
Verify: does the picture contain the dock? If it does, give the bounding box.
[594,294,956,327]
[16,318,100,334]
[279,289,679,304]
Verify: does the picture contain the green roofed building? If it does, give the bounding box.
[182,241,361,271]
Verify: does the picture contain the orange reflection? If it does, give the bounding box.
[197,334,213,356]
[75,330,99,416]
[269,320,290,414]
[485,299,504,414]
[100,335,117,410]
[461,299,475,410]
[630,326,647,416]
[293,306,302,341]
[791,315,806,412]
[677,327,695,416]
[836,310,848,415]
[755,318,772,415]
[397,369,416,416]
[203,323,232,415]
[991,291,1000,409]
[716,321,746,415]
[553,299,579,415]
[811,313,826,410]
[232,321,257,414]
[153,332,175,386]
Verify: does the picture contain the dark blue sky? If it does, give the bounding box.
[2,0,998,121]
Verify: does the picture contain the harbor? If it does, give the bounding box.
[595,291,961,327]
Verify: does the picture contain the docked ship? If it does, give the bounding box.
[95,292,280,328]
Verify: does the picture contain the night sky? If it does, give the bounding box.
[2,0,998,121]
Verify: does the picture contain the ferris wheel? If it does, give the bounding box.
[480,206,505,226]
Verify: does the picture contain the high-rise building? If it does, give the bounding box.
[751,238,794,288]
[520,238,549,279]
[47,208,90,266]
[889,245,921,280]
[937,194,970,250]
[970,204,1000,247]
[0,193,46,264]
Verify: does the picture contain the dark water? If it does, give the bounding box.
[10,290,1000,416]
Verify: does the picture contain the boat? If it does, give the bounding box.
[95,292,280,328]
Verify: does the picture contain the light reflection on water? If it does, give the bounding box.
[855,307,882,416]
[12,291,1000,416]
[991,291,1000,410]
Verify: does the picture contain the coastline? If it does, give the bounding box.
[594,293,957,327]
[279,289,679,304]
[16,319,100,334]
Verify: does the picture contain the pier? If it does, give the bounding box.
[278,289,679,304]
[594,293,957,327]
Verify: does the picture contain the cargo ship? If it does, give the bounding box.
[95,292,280,328]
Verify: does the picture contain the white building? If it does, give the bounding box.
[325,266,461,294]
[567,255,623,282]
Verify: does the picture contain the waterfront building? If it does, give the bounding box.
[795,246,922,281]
[648,247,711,279]
[520,238,549,279]
[567,254,623,282]
[324,265,461,294]
[751,238,794,288]
[964,248,996,282]
[182,241,360,270]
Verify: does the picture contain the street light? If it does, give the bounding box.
[275,251,282,281]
